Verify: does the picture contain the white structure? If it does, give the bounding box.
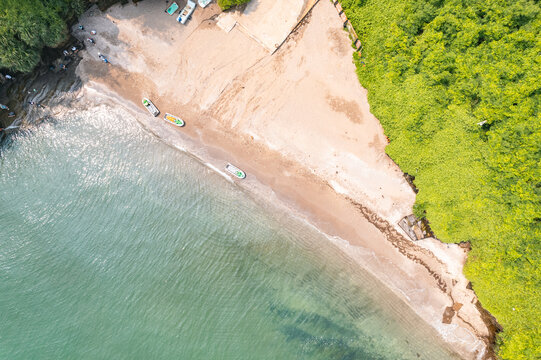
[177,0,196,24]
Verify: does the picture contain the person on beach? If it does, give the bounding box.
[98,53,109,64]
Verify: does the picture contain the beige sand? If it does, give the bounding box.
[74,1,494,358]
[232,0,318,52]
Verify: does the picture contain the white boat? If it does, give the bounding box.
[163,113,185,127]
[142,98,159,116]
[177,0,196,24]
[225,163,246,179]
[198,0,212,8]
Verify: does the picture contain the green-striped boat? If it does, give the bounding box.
[225,163,246,179]
[163,113,185,127]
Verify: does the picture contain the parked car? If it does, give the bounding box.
[177,0,196,24]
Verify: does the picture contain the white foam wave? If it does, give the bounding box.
[328,179,349,195]
[204,163,233,183]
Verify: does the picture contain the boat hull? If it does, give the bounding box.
[225,163,246,179]
[164,113,185,127]
[142,98,159,117]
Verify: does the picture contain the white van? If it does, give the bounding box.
[177,0,196,24]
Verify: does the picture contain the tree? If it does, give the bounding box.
[0,0,87,73]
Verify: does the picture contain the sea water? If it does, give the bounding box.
[0,105,459,359]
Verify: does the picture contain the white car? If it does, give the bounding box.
[198,0,212,7]
[177,0,196,24]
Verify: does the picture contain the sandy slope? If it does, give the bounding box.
[74,0,494,358]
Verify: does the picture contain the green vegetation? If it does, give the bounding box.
[0,0,86,73]
[339,0,540,358]
[217,0,252,11]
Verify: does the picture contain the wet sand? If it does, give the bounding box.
[73,0,493,358]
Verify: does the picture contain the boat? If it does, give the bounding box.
[225,163,246,179]
[163,113,185,127]
[142,98,159,116]
[198,0,212,8]
[177,0,196,24]
[166,2,179,15]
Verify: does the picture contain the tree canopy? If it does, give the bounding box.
[0,0,86,73]
[339,0,540,358]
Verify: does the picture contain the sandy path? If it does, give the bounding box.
[74,1,493,358]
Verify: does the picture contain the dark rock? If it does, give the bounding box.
[452,302,463,312]
[442,306,455,324]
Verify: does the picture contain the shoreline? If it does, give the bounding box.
[6,0,495,358]
[83,71,487,359]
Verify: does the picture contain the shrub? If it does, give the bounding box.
[217,0,252,11]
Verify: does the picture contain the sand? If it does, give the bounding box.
[73,0,494,358]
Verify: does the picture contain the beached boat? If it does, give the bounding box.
[177,0,196,24]
[163,113,185,127]
[198,0,212,8]
[225,163,246,179]
[142,98,159,116]
[166,2,179,15]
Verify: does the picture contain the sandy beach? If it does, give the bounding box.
[73,0,494,358]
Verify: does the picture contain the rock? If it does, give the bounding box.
[442,306,455,324]
[452,302,463,312]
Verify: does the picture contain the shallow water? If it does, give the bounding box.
[0,105,459,359]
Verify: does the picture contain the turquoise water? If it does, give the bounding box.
[0,106,459,359]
